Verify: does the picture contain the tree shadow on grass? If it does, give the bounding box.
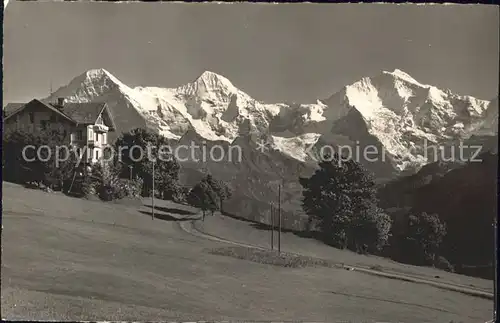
[143,204,197,216]
[249,221,324,240]
[139,210,198,222]
[220,209,324,241]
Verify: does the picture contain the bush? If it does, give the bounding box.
[82,177,98,197]
[118,178,143,198]
[161,181,187,203]
[73,162,143,201]
[3,130,76,188]
[351,205,393,253]
[406,211,447,265]
[172,186,190,204]
[98,178,143,201]
[98,184,116,201]
[187,180,218,217]
[114,128,180,196]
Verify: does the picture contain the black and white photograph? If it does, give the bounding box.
[2,2,498,322]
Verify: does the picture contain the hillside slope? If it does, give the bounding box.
[378,152,498,278]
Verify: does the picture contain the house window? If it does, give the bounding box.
[95,132,99,142]
[40,120,48,130]
[95,150,99,160]
[103,147,111,159]
[29,112,34,123]
[76,130,83,140]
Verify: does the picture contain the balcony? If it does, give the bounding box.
[86,139,103,148]
[93,124,109,132]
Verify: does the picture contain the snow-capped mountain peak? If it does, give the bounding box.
[48,68,131,103]
[195,70,235,89]
[86,68,124,87]
[282,68,496,172]
[333,68,490,124]
[45,67,497,174]
[175,70,240,103]
[383,68,424,86]
[47,68,278,142]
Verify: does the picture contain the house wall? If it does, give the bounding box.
[4,101,114,164]
[3,102,74,143]
[87,124,109,163]
[68,124,89,162]
[70,124,109,163]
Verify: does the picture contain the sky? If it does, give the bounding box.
[3,2,499,105]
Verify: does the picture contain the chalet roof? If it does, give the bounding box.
[3,100,115,130]
[4,99,76,123]
[3,103,25,117]
[55,102,107,124]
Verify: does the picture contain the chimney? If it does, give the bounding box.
[57,98,65,107]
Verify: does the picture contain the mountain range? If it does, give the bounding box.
[39,68,499,224]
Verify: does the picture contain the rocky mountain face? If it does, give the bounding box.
[44,68,498,225]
